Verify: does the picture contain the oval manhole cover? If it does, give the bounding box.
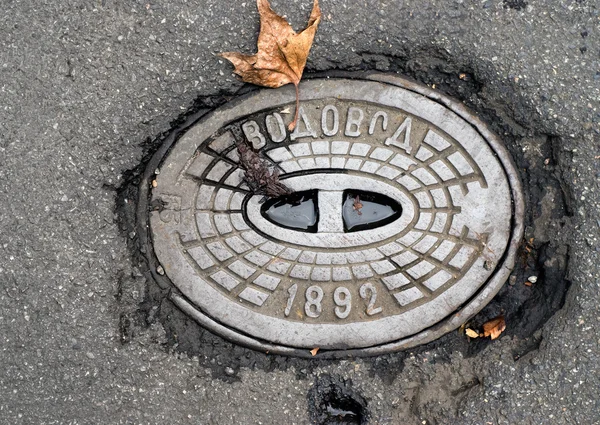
[140,74,524,357]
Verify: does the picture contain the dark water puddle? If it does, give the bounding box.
[261,189,402,233]
[261,190,318,232]
[342,190,402,232]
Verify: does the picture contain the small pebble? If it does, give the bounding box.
[117,35,124,42]
[224,367,235,376]
[156,265,165,275]
[509,275,517,285]
[86,352,95,359]
[528,276,538,284]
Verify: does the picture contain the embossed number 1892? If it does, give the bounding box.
[284,283,383,319]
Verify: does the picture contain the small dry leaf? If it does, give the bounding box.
[482,315,506,340]
[151,180,158,188]
[465,328,480,339]
[353,195,363,216]
[219,0,321,131]
[310,347,319,356]
[524,281,533,287]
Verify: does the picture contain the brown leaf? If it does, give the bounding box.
[482,315,506,340]
[220,0,321,130]
[353,195,363,215]
[465,328,480,339]
[310,347,319,356]
[237,141,293,198]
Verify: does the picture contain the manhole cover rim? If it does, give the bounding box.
[138,72,525,358]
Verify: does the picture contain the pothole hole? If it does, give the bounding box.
[308,376,369,425]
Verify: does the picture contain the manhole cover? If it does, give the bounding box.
[140,74,524,357]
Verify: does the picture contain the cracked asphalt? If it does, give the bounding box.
[1,0,599,424]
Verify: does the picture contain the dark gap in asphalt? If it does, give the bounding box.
[503,0,528,10]
[113,50,575,383]
[307,375,369,425]
[459,132,572,358]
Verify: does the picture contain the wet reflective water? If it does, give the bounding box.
[342,190,402,232]
[261,190,318,232]
[260,189,402,233]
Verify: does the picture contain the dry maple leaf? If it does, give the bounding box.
[482,315,506,340]
[219,0,321,131]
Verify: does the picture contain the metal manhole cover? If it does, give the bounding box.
[141,74,524,357]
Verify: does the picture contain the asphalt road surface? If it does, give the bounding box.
[1,0,599,424]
